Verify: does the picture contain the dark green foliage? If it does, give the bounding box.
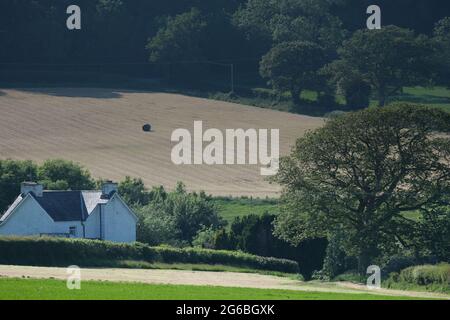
[118,176,151,206]
[233,0,346,54]
[343,78,371,110]
[323,61,371,110]
[214,213,327,279]
[37,159,95,191]
[1,1,449,97]
[321,230,357,279]
[273,104,450,273]
[192,227,217,249]
[329,26,435,106]
[0,159,94,213]
[433,17,450,86]
[397,264,450,286]
[213,229,237,250]
[382,255,423,276]
[147,8,207,64]
[418,205,450,262]
[335,1,450,35]
[0,160,37,213]
[135,183,226,245]
[135,205,180,246]
[260,41,327,106]
[0,237,299,273]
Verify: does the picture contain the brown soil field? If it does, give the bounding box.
[0,88,324,197]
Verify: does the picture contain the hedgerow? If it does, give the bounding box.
[398,264,450,285]
[0,237,299,273]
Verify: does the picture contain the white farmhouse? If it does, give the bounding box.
[0,181,137,243]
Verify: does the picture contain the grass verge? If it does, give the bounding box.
[0,278,425,300]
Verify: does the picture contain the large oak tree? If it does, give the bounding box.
[273,104,450,272]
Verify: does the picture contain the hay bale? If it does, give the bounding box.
[142,124,152,132]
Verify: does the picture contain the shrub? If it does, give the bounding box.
[213,229,236,250]
[333,271,365,283]
[147,246,299,273]
[311,269,330,281]
[384,263,450,293]
[226,213,327,279]
[382,255,420,276]
[321,230,357,279]
[0,237,299,274]
[399,264,450,286]
[343,78,371,110]
[192,227,217,249]
[136,183,225,244]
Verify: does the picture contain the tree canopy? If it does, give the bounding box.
[260,41,326,106]
[0,159,95,213]
[147,8,207,64]
[328,26,435,106]
[233,0,346,54]
[37,159,95,191]
[273,104,450,272]
[134,182,225,245]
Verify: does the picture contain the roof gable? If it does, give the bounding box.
[0,195,24,222]
[107,193,139,222]
[0,194,55,225]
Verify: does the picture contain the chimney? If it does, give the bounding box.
[21,182,43,197]
[101,181,118,199]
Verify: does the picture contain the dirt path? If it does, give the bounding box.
[0,265,448,300]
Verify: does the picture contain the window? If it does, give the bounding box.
[69,226,77,237]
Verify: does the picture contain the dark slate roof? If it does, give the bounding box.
[31,191,87,222]
[0,191,109,223]
[1,191,110,223]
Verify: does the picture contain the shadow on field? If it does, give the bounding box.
[18,87,123,99]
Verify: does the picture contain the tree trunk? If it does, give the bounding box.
[357,245,376,276]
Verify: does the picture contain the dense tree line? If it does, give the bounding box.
[1,1,449,110]
[1,0,449,63]
[0,159,94,212]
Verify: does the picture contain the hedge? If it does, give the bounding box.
[0,237,299,274]
[398,264,450,286]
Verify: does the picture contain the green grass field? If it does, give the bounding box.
[214,86,450,116]
[214,198,279,225]
[302,86,450,112]
[387,86,450,112]
[0,278,423,300]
